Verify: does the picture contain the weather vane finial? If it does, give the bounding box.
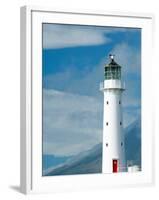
[109,54,115,61]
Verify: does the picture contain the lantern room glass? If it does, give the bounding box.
[104,66,121,80]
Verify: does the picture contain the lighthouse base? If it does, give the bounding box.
[102,154,127,174]
[113,159,118,173]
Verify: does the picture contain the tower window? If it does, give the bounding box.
[106,101,109,105]
[120,122,122,125]
[106,143,108,147]
[119,101,121,104]
[121,142,123,146]
[106,122,109,126]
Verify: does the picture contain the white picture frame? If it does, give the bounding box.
[20,5,154,194]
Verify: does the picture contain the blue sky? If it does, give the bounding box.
[42,23,141,156]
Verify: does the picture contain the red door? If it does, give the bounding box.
[113,159,118,173]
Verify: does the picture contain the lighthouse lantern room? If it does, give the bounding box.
[100,54,126,173]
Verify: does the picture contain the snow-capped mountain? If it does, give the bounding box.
[44,119,141,176]
[125,118,141,166]
[43,143,102,176]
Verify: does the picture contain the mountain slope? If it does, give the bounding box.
[44,144,102,176]
[42,155,72,170]
[44,119,141,176]
[125,118,141,166]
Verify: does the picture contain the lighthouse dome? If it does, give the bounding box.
[104,55,121,80]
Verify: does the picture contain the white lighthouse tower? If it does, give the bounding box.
[100,55,126,173]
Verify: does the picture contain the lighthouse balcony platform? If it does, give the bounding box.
[99,80,125,91]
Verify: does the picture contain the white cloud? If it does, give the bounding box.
[43,42,141,128]
[110,43,141,127]
[43,89,103,156]
[112,44,141,97]
[112,43,141,76]
[43,35,141,154]
[43,24,129,49]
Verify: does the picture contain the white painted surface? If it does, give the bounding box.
[0,0,158,199]
[102,79,126,173]
[100,80,125,90]
[28,9,153,194]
